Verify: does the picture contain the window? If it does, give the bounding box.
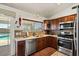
[34,22,43,31]
[0,23,10,46]
[0,23,10,29]
[22,19,43,32]
[23,24,32,32]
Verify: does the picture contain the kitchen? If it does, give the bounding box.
[0,3,79,56]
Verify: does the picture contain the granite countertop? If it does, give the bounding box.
[15,35,58,41]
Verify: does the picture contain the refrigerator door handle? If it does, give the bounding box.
[74,20,77,50]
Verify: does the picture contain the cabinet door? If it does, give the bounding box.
[70,15,76,21]
[46,36,50,47]
[17,40,25,56]
[50,37,58,50]
[51,20,55,30]
[36,38,43,51]
[59,17,65,22]
[51,19,60,30]
[64,16,73,22]
[44,20,51,30]
[55,19,60,30]
[36,37,47,51]
[42,37,47,49]
[44,20,48,30]
[60,14,76,22]
[47,36,58,50]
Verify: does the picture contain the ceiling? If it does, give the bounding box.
[0,14,10,21]
[2,3,75,18]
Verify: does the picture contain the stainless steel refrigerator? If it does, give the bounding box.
[72,5,79,56]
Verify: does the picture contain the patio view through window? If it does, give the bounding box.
[0,23,10,46]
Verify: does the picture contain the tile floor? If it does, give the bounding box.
[51,51,67,56]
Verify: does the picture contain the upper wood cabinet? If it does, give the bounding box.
[69,14,76,21]
[51,19,56,30]
[44,20,51,30]
[51,19,60,30]
[44,14,76,30]
[43,14,76,35]
[60,14,76,22]
[44,19,60,31]
[44,20,48,30]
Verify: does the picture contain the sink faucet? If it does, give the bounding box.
[33,32,36,36]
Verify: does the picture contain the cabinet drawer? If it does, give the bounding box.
[17,40,25,56]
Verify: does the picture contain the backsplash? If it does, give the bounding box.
[27,31,45,37]
[14,30,45,38]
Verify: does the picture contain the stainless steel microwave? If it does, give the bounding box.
[59,21,74,30]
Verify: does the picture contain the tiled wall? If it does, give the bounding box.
[27,31,45,37]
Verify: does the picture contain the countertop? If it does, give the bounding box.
[15,35,57,41]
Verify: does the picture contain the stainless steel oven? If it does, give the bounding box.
[58,39,72,49]
[58,20,74,56]
[58,38,73,55]
[58,31,73,39]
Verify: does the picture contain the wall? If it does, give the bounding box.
[50,4,78,19]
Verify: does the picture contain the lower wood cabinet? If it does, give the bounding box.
[47,36,58,49]
[36,36,58,52]
[36,37,46,51]
[16,36,58,55]
[17,40,25,56]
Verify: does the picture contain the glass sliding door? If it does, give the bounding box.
[0,15,10,56]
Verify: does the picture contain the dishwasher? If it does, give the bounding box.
[25,39,36,55]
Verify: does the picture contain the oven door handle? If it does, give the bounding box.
[59,41,63,44]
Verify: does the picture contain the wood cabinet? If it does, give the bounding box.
[44,20,51,34]
[17,40,25,56]
[51,19,60,30]
[59,17,64,23]
[59,14,76,23]
[47,36,58,50]
[44,14,76,35]
[44,20,51,30]
[36,36,58,52]
[36,37,47,51]
[64,15,76,22]
[36,38,42,51]
[51,19,56,30]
